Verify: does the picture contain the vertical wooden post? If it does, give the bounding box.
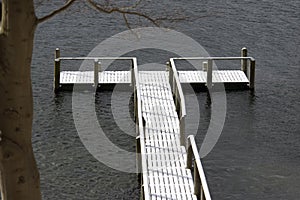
[249,59,256,89]
[136,136,141,178]
[202,61,208,71]
[134,85,137,121]
[167,61,173,92]
[54,48,60,93]
[94,59,99,88]
[131,59,135,87]
[140,185,145,200]
[206,59,213,90]
[186,138,192,169]
[200,187,204,200]
[180,116,185,146]
[194,162,201,199]
[241,47,248,74]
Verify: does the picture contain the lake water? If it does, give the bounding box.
[32,0,299,199]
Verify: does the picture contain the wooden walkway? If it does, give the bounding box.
[139,71,197,199]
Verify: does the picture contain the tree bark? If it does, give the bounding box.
[0,0,41,199]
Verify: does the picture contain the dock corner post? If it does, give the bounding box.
[206,59,213,90]
[241,47,248,74]
[54,48,61,93]
[94,59,99,88]
[249,59,256,90]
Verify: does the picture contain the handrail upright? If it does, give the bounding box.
[54,48,61,93]
[186,135,212,200]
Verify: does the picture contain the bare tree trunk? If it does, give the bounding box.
[0,0,41,199]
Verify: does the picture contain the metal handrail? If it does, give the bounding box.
[57,56,136,60]
[170,52,256,89]
[186,135,212,200]
[172,56,255,61]
[168,59,187,146]
[53,48,137,92]
[168,59,212,200]
[132,58,150,200]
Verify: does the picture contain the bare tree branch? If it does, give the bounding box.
[86,0,160,27]
[122,13,132,30]
[37,0,77,24]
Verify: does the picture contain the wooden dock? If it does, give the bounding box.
[53,48,256,200]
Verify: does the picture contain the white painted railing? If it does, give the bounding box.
[170,47,256,89]
[131,58,151,200]
[187,135,212,200]
[168,58,212,200]
[167,60,187,146]
[53,48,137,92]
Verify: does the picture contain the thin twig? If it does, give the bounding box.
[86,0,159,27]
[37,0,77,24]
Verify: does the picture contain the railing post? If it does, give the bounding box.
[186,137,193,169]
[54,48,60,93]
[194,162,201,199]
[249,59,256,89]
[180,116,185,146]
[136,136,141,179]
[241,47,248,74]
[206,59,213,90]
[131,59,135,87]
[134,85,137,121]
[201,187,204,200]
[167,61,173,92]
[202,61,208,71]
[94,59,99,88]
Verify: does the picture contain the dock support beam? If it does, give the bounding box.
[241,47,248,74]
[54,48,60,93]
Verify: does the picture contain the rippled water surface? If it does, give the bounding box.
[32,0,299,199]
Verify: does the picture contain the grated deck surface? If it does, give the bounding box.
[139,71,197,200]
[60,70,249,85]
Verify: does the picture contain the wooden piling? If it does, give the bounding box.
[241,47,248,74]
[249,59,256,89]
[54,48,60,93]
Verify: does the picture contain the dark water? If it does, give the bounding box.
[32,1,299,199]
